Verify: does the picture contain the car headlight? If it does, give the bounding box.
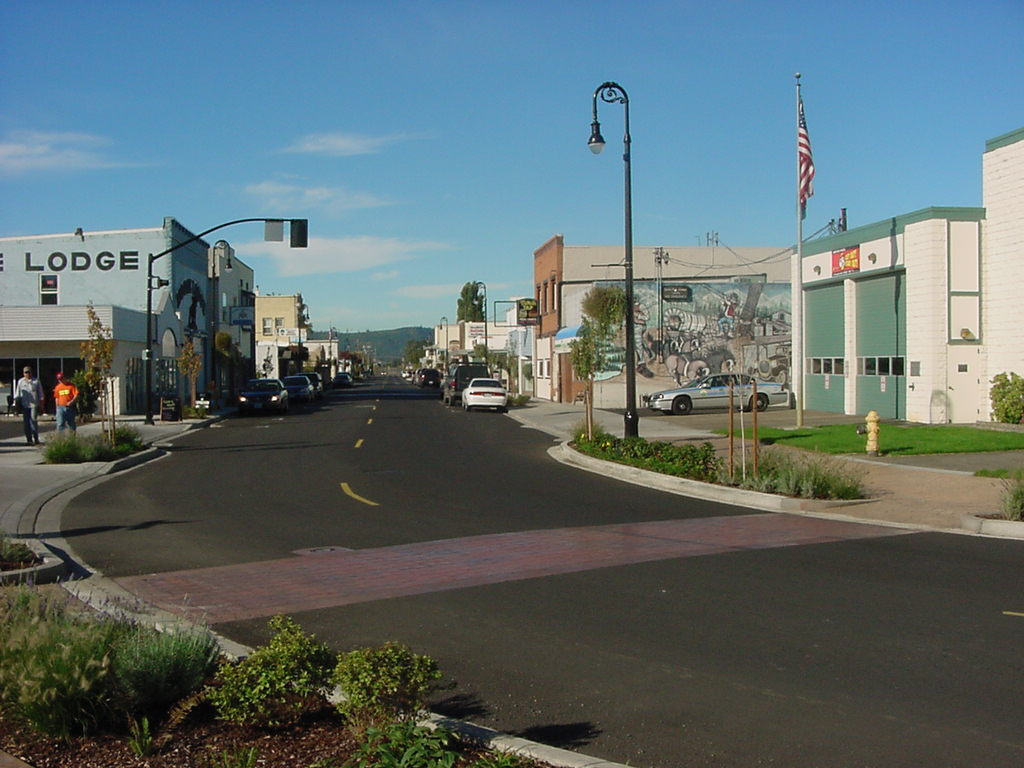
[270,395,279,402]
[238,395,248,402]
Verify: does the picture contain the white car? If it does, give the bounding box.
[462,378,508,412]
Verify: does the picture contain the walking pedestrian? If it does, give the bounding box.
[16,366,44,445]
[53,372,79,434]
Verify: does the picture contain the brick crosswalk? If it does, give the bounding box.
[115,514,909,624]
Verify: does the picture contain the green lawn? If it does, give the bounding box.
[720,423,1024,455]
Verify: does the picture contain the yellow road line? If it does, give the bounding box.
[1003,611,1024,618]
[354,438,364,449]
[367,418,373,425]
[340,482,378,506]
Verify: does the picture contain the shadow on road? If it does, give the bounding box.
[432,692,490,721]
[35,519,195,539]
[515,721,603,750]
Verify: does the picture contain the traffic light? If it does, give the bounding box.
[290,219,308,248]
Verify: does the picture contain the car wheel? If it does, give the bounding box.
[755,393,769,412]
[671,396,692,415]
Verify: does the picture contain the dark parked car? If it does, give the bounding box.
[283,375,314,403]
[441,362,490,406]
[416,368,441,388]
[237,378,289,414]
[296,372,323,399]
[331,372,353,388]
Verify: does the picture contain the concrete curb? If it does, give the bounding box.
[2,416,222,585]
[423,714,630,768]
[960,513,1024,539]
[0,538,65,586]
[550,441,877,514]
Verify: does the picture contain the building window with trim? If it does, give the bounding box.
[807,357,845,375]
[857,356,905,376]
[262,318,274,336]
[40,274,58,305]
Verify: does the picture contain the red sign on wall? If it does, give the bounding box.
[832,246,860,275]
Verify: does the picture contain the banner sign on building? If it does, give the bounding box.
[662,284,693,302]
[516,297,539,325]
[466,322,486,345]
[230,306,254,327]
[832,246,860,275]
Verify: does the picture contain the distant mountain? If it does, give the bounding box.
[316,326,432,362]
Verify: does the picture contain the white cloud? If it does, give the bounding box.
[370,270,400,281]
[0,130,123,174]
[283,132,410,156]
[244,180,390,214]
[238,235,449,277]
[392,283,465,299]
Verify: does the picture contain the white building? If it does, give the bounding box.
[795,126,1023,423]
[0,218,255,414]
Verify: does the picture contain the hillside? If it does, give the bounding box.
[328,326,432,362]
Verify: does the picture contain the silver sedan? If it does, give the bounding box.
[643,373,789,415]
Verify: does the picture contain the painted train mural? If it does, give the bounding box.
[564,280,792,390]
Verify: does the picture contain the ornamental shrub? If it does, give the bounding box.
[207,615,335,727]
[110,622,219,721]
[990,372,1024,424]
[0,587,123,737]
[572,432,722,483]
[1001,470,1024,522]
[350,721,459,768]
[723,448,865,500]
[332,642,443,731]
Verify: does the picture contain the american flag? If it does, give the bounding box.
[798,95,815,217]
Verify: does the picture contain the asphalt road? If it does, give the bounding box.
[61,377,1024,768]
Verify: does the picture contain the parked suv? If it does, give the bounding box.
[441,362,490,406]
[416,368,441,388]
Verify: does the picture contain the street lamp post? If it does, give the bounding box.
[589,81,639,437]
[144,217,307,424]
[474,282,488,362]
[439,316,449,370]
[208,240,234,408]
[654,247,669,363]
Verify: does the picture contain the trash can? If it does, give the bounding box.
[160,395,181,422]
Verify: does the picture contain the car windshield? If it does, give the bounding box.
[284,377,308,385]
[471,379,502,388]
[246,379,280,391]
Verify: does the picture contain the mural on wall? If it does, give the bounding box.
[583,280,791,389]
[174,279,207,337]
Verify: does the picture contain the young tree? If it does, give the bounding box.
[178,337,203,409]
[457,282,485,322]
[81,303,117,442]
[570,285,626,439]
[403,339,427,369]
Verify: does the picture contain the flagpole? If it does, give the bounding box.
[794,73,805,428]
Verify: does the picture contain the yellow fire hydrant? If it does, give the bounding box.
[865,410,880,456]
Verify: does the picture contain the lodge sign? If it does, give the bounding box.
[13,251,142,272]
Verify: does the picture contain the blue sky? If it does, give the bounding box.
[2,0,1021,332]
